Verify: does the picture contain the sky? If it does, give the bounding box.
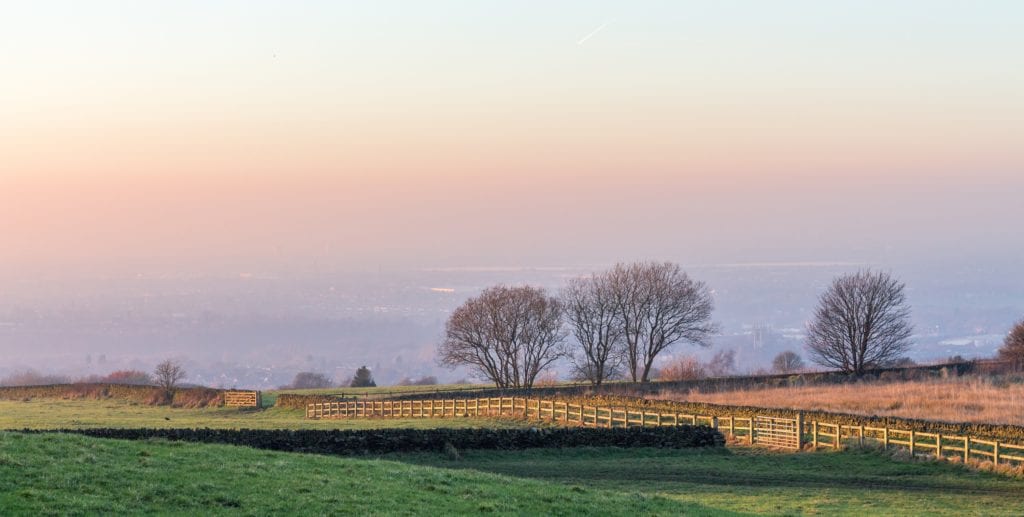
[2,1,1022,276]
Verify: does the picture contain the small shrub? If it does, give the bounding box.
[659,357,705,382]
[443,441,461,460]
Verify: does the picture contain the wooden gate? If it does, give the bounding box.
[224,390,261,407]
[754,415,801,450]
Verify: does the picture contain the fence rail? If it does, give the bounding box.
[809,422,1024,465]
[307,397,766,447]
[306,396,1024,466]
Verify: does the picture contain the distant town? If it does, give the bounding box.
[1,260,1018,389]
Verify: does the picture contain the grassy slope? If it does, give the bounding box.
[0,432,703,516]
[2,432,1022,516]
[0,399,527,431]
[400,447,1024,515]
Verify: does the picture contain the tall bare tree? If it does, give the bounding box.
[607,261,718,382]
[439,285,567,389]
[563,274,623,386]
[153,359,186,394]
[998,319,1024,371]
[805,270,913,375]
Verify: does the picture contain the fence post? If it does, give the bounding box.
[812,421,818,449]
[858,425,864,447]
[796,412,804,450]
[910,430,915,456]
[994,441,1000,465]
[937,434,943,458]
[964,437,970,462]
[883,427,889,450]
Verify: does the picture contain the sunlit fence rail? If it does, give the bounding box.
[809,422,1024,464]
[306,396,1024,466]
[307,397,761,445]
[223,390,261,407]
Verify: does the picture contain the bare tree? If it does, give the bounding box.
[607,261,718,382]
[805,270,913,375]
[772,350,804,374]
[563,274,623,386]
[439,285,567,389]
[998,319,1024,371]
[705,349,736,377]
[153,359,186,394]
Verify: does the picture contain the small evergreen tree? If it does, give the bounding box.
[350,366,376,387]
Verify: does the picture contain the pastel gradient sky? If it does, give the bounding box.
[2,1,1022,274]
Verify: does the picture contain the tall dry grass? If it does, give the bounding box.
[659,376,1024,425]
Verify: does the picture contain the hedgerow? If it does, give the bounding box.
[392,362,980,402]
[0,383,223,408]
[20,425,724,455]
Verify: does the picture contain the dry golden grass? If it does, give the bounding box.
[664,376,1024,425]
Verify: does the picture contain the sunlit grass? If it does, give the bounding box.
[664,376,1024,425]
[0,399,527,431]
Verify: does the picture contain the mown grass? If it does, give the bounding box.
[399,446,1024,515]
[0,432,706,516]
[0,399,528,431]
[2,432,1022,516]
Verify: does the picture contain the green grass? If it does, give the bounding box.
[2,432,1021,516]
[265,382,487,405]
[266,378,594,405]
[0,399,528,431]
[0,432,705,516]
[398,447,1024,515]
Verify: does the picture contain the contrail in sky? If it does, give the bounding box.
[577,21,612,45]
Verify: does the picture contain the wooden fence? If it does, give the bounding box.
[809,421,1024,465]
[224,390,261,407]
[307,397,758,442]
[306,396,1024,466]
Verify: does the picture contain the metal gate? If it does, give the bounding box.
[754,415,800,449]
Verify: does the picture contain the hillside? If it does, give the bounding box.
[2,432,1022,515]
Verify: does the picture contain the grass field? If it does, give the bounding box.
[0,432,692,515]
[2,432,1022,515]
[403,447,1024,515]
[265,382,485,406]
[668,376,1024,425]
[0,399,528,431]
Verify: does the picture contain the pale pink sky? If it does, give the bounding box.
[2,2,1022,275]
